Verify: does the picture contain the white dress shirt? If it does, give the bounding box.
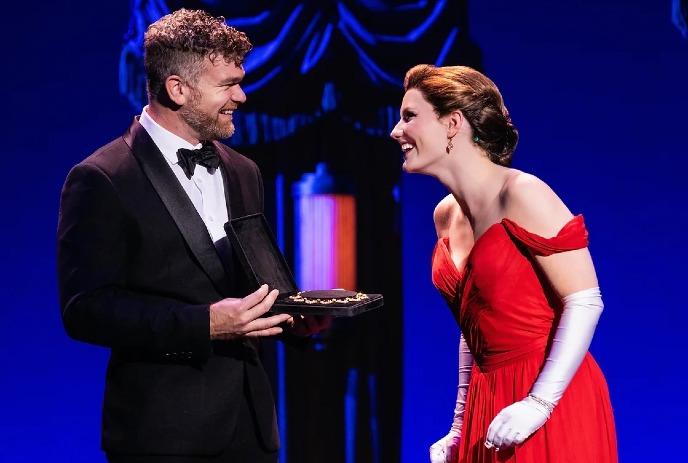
[139,106,229,243]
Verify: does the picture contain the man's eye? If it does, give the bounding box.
[403,113,415,122]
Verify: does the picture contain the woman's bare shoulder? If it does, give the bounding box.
[433,194,469,238]
[502,171,573,237]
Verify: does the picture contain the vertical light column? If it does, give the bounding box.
[293,163,356,291]
[292,163,362,463]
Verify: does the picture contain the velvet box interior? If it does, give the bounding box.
[224,213,383,317]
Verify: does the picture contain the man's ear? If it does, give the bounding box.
[446,110,464,138]
[164,75,190,106]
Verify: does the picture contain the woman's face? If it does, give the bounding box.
[390,88,449,174]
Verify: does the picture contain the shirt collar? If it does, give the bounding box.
[139,106,202,166]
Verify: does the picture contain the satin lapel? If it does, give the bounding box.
[214,142,247,219]
[123,119,232,295]
[218,164,233,220]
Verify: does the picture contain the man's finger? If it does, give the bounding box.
[244,288,280,319]
[244,326,284,338]
[239,284,270,311]
[299,315,332,334]
[243,313,292,333]
[305,316,322,331]
[315,315,333,331]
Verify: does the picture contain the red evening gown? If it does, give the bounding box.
[431,215,618,463]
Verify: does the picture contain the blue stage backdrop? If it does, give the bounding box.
[1,1,686,462]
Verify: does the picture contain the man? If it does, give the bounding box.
[58,9,296,462]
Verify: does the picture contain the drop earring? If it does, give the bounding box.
[446,137,454,154]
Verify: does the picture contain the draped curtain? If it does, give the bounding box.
[120,0,478,145]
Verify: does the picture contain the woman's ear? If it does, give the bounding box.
[446,110,464,138]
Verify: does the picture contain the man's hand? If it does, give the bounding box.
[209,285,291,339]
[286,315,333,337]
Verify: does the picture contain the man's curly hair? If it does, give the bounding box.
[144,8,252,101]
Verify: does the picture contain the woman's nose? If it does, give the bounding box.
[390,120,403,139]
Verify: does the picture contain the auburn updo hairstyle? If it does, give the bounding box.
[403,65,518,166]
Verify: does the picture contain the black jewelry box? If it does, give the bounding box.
[224,213,384,317]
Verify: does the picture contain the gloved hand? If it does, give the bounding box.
[484,287,604,451]
[429,334,473,462]
[485,395,550,450]
[429,431,461,463]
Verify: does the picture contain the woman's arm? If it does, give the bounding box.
[485,173,605,451]
[429,195,476,462]
[430,334,474,462]
[502,173,599,294]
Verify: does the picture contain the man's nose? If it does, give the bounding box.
[233,85,247,104]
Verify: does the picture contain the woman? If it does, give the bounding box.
[390,65,617,462]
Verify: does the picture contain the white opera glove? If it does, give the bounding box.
[429,432,460,463]
[485,287,604,450]
[430,334,473,463]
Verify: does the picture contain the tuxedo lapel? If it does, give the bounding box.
[214,142,248,219]
[218,164,233,220]
[123,119,232,295]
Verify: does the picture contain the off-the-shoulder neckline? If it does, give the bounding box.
[436,215,584,276]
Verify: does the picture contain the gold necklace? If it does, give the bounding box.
[287,292,369,305]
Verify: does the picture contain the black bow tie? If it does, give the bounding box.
[176,144,220,179]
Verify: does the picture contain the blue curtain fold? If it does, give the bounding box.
[119,0,476,145]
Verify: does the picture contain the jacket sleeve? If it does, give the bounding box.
[57,162,211,357]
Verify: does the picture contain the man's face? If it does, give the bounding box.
[179,56,247,141]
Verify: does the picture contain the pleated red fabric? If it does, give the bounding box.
[431,215,618,462]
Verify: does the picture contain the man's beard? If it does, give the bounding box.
[179,95,235,141]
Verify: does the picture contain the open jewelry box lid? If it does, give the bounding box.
[224,213,383,317]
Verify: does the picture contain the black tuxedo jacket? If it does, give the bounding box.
[57,119,278,456]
